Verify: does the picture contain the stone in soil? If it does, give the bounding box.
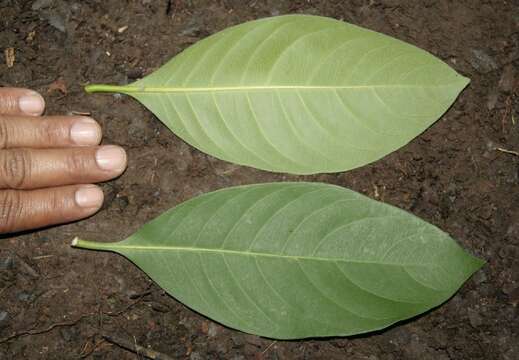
[0,311,9,328]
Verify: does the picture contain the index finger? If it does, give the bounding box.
[0,88,45,116]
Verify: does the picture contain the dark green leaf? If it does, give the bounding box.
[73,182,483,339]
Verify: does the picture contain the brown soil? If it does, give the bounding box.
[1,0,518,359]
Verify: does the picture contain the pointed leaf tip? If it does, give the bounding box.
[458,74,471,89]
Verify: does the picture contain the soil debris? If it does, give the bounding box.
[469,49,498,73]
[4,48,15,68]
[0,1,517,359]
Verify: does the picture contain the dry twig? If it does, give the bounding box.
[0,291,148,345]
[102,334,174,360]
[14,254,39,278]
[262,340,277,354]
[4,48,15,67]
[496,147,519,156]
[0,314,93,344]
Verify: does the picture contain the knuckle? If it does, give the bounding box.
[0,190,22,233]
[40,119,61,144]
[0,149,31,189]
[0,95,18,114]
[0,118,8,149]
[47,190,65,214]
[66,151,89,174]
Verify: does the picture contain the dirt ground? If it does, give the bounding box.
[0,0,518,359]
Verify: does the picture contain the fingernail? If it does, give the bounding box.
[75,186,104,208]
[70,118,101,145]
[95,145,127,172]
[18,93,44,115]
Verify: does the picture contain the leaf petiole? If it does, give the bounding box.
[84,84,138,94]
[71,237,114,251]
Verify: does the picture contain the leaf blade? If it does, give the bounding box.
[73,182,483,339]
[86,15,469,174]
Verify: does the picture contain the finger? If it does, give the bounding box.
[0,145,127,190]
[0,185,103,233]
[0,88,45,116]
[0,115,102,149]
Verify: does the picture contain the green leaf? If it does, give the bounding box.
[73,182,483,339]
[85,15,469,175]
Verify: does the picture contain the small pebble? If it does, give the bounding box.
[59,326,78,342]
[486,89,499,111]
[467,308,484,328]
[31,0,53,10]
[0,256,14,270]
[0,311,9,327]
[215,341,228,354]
[207,322,219,338]
[180,18,202,37]
[387,327,412,346]
[150,301,170,313]
[231,334,245,347]
[499,65,516,93]
[189,352,203,360]
[473,270,488,285]
[17,291,35,302]
[469,49,498,73]
[506,286,519,306]
[47,13,66,33]
[244,334,262,347]
[114,195,129,211]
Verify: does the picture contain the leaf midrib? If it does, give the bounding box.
[119,83,462,93]
[101,242,434,268]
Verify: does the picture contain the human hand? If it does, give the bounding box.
[0,88,127,234]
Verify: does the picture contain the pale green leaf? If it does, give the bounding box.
[73,182,483,339]
[85,15,469,175]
